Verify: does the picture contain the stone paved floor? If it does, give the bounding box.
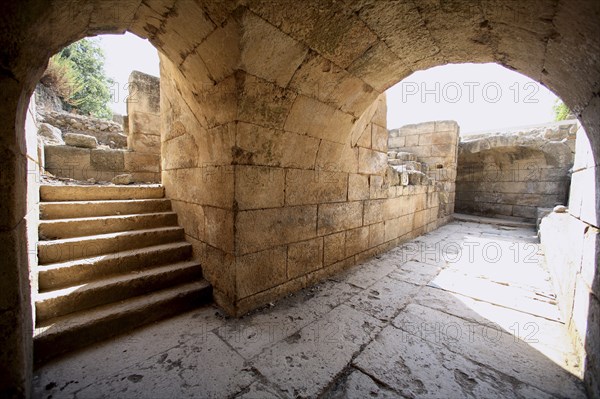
[33,220,588,398]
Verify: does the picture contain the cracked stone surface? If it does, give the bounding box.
[33,220,587,399]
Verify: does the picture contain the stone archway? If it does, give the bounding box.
[1,1,599,397]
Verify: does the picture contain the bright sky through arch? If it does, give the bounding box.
[98,36,558,133]
[386,63,559,134]
[99,32,160,116]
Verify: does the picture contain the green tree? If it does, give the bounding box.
[553,99,571,121]
[55,38,114,119]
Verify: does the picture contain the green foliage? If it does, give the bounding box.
[553,99,571,121]
[41,56,84,108]
[54,38,114,119]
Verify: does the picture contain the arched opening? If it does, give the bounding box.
[384,62,580,223]
[35,34,161,185]
[1,1,598,397]
[380,61,594,396]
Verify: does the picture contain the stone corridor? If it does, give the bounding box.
[33,219,586,398]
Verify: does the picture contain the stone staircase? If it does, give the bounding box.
[34,184,212,364]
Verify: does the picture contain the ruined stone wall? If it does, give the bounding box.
[38,72,161,184]
[456,121,577,221]
[127,71,161,157]
[160,60,456,315]
[388,121,460,218]
[540,126,599,398]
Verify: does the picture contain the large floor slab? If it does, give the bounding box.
[33,220,587,398]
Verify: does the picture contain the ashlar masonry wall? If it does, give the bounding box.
[455,121,577,221]
[540,125,599,398]
[388,121,460,218]
[160,58,459,315]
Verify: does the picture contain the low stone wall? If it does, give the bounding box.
[456,121,577,221]
[388,121,460,217]
[44,146,160,183]
[37,71,161,184]
[39,110,127,149]
[540,126,599,397]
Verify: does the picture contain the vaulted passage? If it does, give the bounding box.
[1,1,599,397]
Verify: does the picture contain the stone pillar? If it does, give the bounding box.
[0,79,34,399]
[126,71,161,158]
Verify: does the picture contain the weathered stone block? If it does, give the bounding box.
[388,136,405,149]
[345,226,370,257]
[194,75,238,129]
[237,206,317,254]
[315,140,358,173]
[235,122,320,169]
[239,74,297,130]
[237,246,287,298]
[369,175,388,199]
[128,132,161,154]
[581,226,600,296]
[384,217,401,242]
[201,243,236,308]
[512,205,537,219]
[363,200,385,225]
[317,201,363,235]
[248,0,378,68]
[371,124,388,152]
[44,145,91,181]
[369,222,385,247]
[241,11,308,88]
[359,148,387,174]
[384,196,414,220]
[171,200,205,241]
[128,112,160,137]
[413,209,427,230]
[372,94,387,126]
[124,152,160,173]
[204,206,234,254]
[167,166,235,209]
[63,133,98,149]
[324,232,346,266]
[431,144,455,158]
[152,2,215,66]
[197,16,240,83]
[356,124,372,148]
[38,123,63,145]
[348,174,370,201]
[287,237,323,279]
[285,95,354,144]
[236,165,285,210]
[347,40,410,91]
[285,169,348,206]
[405,135,419,147]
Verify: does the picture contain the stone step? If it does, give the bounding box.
[395,152,417,162]
[38,226,185,265]
[36,260,203,322]
[40,198,172,220]
[34,280,212,365]
[39,212,178,240]
[38,241,193,291]
[388,159,423,172]
[40,184,164,201]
